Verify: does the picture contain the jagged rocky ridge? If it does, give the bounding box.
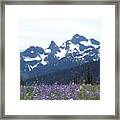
[20,34,100,85]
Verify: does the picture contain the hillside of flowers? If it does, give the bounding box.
[20,81,100,100]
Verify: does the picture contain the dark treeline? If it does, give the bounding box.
[21,60,100,86]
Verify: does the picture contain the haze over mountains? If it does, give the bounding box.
[20,34,100,85]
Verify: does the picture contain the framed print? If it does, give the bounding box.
[0,0,119,119]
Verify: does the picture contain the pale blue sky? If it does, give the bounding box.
[19,19,100,51]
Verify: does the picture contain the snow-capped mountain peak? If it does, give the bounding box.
[48,41,61,54]
[20,34,100,73]
[71,34,88,44]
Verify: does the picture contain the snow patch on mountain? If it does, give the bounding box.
[56,48,66,59]
[30,63,39,70]
[40,54,47,65]
[45,48,51,54]
[69,42,80,53]
[24,56,42,62]
[31,51,34,53]
[80,40,99,49]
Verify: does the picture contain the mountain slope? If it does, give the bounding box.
[20,34,100,85]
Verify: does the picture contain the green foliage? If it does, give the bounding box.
[79,84,100,100]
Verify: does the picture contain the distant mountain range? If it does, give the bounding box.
[20,34,100,85]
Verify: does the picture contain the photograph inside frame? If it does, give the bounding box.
[20,19,100,100]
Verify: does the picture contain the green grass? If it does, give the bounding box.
[79,84,100,100]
